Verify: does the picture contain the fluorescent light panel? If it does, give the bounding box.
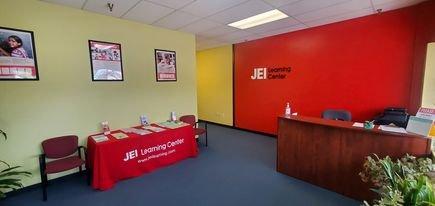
[228,9,288,29]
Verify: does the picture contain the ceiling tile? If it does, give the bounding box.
[244,16,300,34]
[198,25,239,38]
[41,0,86,8]
[304,7,373,27]
[263,0,301,8]
[258,23,307,37]
[294,0,372,23]
[230,33,263,44]
[181,0,248,17]
[122,1,174,24]
[214,30,253,42]
[196,35,211,42]
[153,11,201,30]
[197,38,223,46]
[208,0,274,24]
[178,19,221,34]
[371,0,426,5]
[279,0,349,16]
[372,0,427,12]
[83,0,141,17]
[146,0,196,9]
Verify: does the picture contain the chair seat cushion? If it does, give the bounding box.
[45,156,84,174]
[195,128,206,135]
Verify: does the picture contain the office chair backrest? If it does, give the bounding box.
[180,115,196,126]
[322,109,352,121]
[42,135,78,159]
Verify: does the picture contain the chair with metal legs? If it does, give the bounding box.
[180,115,208,147]
[39,135,90,201]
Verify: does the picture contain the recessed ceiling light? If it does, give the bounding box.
[228,9,288,29]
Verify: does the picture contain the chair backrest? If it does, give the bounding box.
[180,115,196,126]
[322,109,352,121]
[41,135,78,159]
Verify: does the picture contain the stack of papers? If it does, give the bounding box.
[121,128,151,135]
[131,128,152,135]
[111,132,129,139]
[91,134,109,143]
[155,121,189,129]
[406,116,433,137]
[143,125,166,132]
[120,128,136,133]
[379,125,407,134]
[352,122,364,128]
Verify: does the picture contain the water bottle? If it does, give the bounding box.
[285,102,291,117]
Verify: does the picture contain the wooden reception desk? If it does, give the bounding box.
[277,115,432,201]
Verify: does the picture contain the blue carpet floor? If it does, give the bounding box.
[2,124,360,206]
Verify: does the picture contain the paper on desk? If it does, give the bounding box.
[131,128,152,135]
[111,132,129,139]
[121,128,152,135]
[92,134,109,143]
[120,128,135,133]
[143,126,166,132]
[156,121,189,129]
[379,125,407,134]
[352,122,364,128]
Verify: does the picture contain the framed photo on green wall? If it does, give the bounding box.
[155,49,177,82]
[0,26,39,80]
[89,40,123,81]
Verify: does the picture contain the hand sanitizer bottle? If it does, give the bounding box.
[170,112,177,122]
[285,102,291,117]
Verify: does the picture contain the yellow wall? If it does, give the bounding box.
[196,45,233,125]
[422,43,435,108]
[0,0,196,187]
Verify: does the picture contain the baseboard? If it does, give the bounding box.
[198,119,276,138]
[4,171,86,199]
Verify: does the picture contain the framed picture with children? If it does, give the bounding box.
[88,40,123,81]
[0,27,39,80]
[155,49,177,82]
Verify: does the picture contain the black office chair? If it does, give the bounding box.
[322,109,352,121]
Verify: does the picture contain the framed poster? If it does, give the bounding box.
[89,40,123,81]
[0,27,39,80]
[155,49,176,81]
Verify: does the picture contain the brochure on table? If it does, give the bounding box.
[155,121,189,129]
[92,134,109,143]
[406,107,435,137]
[111,132,129,139]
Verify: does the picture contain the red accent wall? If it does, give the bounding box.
[234,1,435,135]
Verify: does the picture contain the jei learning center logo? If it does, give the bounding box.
[250,67,291,80]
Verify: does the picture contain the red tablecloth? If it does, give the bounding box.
[87,124,198,190]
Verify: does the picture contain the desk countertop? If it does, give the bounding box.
[279,115,427,139]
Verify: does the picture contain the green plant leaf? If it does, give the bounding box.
[1,165,21,173]
[361,154,435,206]
[0,171,32,179]
[0,129,6,140]
[0,178,23,188]
[0,160,10,168]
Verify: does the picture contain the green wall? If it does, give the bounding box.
[0,0,197,187]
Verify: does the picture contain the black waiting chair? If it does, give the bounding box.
[322,109,352,121]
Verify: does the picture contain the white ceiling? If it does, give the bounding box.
[41,0,427,51]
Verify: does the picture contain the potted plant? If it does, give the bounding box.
[360,154,435,206]
[0,129,31,199]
